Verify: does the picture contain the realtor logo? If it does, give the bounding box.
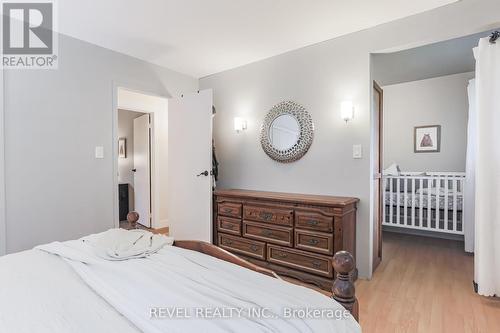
[2,0,58,69]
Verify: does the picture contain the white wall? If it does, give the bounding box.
[117,109,144,211]
[383,72,474,171]
[200,0,500,278]
[3,33,197,253]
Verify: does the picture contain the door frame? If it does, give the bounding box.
[112,81,168,230]
[372,80,384,272]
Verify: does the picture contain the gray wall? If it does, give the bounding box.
[383,72,474,172]
[3,33,198,253]
[0,67,5,255]
[118,109,145,211]
[201,0,500,278]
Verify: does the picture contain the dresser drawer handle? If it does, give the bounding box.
[307,239,319,245]
[223,240,233,246]
[223,208,234,213]
[223,223,234,230]
[277,252,288,258]
[262,230,274,237]
[260,212,274,221]
[249,244,259,252]
[307,220,319,226]
[311,261,322,268]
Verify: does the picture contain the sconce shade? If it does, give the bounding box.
[341,101,354,122]
[234,117,247,132]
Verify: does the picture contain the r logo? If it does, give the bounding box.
[2,2,53,54]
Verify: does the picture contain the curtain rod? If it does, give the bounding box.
[490,31,499,44]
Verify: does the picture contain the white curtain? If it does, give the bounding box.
[464,79,476,253]
[473,38,500,297]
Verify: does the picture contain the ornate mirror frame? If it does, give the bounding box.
[260,101,314,163]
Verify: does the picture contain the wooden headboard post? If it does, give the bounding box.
[332,251,359,321]
[126,211,139,229]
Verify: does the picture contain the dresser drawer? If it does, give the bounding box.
[267,245,333,278]
[243,205,293,226]
[295,211,334,232]
[295,229,333,255]
[218,234,266,260]
[243,221,293,247]
[218,202,242,218]
[217,216,241,236]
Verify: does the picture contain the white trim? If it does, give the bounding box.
[111,81,169,230]
[0,66,6,255]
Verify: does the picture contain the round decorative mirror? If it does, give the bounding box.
[270,114,300,151]
[260,101,314,163]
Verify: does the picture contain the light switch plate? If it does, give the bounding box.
[95,146,104,159]
[353,144,362,159]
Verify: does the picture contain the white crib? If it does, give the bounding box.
[382,172,465,235]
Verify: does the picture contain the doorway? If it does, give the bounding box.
[113,87,168,230]
[117,109,151,228]
[370,31,491,272]
[112,86,214,242]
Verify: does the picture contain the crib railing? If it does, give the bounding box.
[382,172,465,235]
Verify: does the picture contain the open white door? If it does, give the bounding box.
[133,114,152,228]
[168,89,213,242]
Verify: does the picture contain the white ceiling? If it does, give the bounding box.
[59,0,458,78]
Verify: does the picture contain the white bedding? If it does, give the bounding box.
[0,232,360,333]
[0,249,140,333]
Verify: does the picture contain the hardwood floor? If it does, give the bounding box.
[356,232,500,332]
[287,232,500,333]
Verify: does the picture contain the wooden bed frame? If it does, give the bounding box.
[127,212,359,321]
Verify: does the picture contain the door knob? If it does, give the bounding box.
[132,169,137,172]
[197,170,209,177]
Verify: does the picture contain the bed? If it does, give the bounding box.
[0,212,360,333]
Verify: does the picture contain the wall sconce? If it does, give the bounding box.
[341,101,354,123]
[234,117,247,132]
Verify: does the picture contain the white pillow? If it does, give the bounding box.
[383,163,400,176]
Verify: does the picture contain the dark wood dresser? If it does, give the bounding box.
[213,189,359,290]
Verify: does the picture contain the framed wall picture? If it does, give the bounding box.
[414,125,441,153]
[118,138,127,158]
